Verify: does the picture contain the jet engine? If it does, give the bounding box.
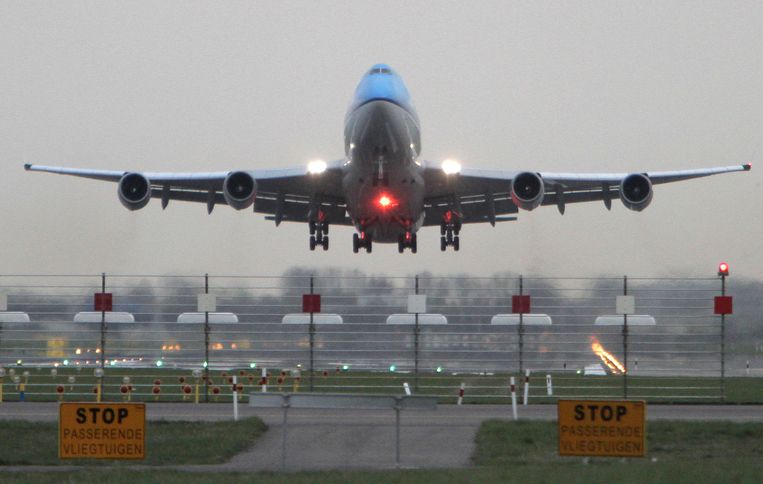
[223,171,257,210]
[619,173,653,211]
[510,172,545,211]
[118,173,151,210]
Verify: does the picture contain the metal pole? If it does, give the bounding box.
[309,275,315,392]
[414,275,419,391]
[623,275,628,399]
[282,394,289,471]
[395,397,401,468]
[518,275,524,374]
[204,273,210,403]
[721,274,726,401]
[100,273,106,370]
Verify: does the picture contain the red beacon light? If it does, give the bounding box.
[377,194,395,209]
[718,262,729,277]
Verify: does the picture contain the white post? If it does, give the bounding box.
[457,382,465,405]
[510,376,518,421]
[546,374,553,396]
[403,382,411,396]
[233,375,239,421]
[261,367,267,393]
[523,369,530,405]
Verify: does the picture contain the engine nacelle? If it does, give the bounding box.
[118,173,151,211]
[511,172,545,211]
[223,171,257,210]
[619,173,653,211]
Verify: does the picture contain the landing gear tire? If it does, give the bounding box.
[309,221,329,251]
[366,234,373,253]
[353,233,359,253]
[411,234,417,253]
[440,215,462,251]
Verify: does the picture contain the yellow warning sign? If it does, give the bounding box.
[59,403,145,459]
[558,400,645,457]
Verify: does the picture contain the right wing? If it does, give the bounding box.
[419,161,751,225]
[24,161,353,225]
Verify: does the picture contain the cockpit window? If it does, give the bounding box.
[368,67,392,75]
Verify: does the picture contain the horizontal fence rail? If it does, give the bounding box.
[0,272,748,403]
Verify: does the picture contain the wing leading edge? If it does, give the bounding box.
[24,162,353,225]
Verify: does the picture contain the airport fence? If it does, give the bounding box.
[0,272,742,403]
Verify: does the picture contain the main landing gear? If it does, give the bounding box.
[398,232,417,253]
[440,218,461,251]
[309,221,329,251]
[353,232,372,253]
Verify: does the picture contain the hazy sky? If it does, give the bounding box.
[1,1,761,279]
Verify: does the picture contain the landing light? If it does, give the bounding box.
[379,195,392,208]
[441,159,461,175]
[307,159,327,174]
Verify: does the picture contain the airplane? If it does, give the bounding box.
[25,64,751,253]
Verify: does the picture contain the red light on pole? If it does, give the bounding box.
[718,262,729,277]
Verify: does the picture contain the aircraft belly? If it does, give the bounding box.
[343,99,424,243]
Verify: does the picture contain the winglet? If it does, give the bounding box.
[743,163,752,171]
[24,163,32,170]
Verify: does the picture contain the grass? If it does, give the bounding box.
[0,417,266,466]
[1,420,763,482]
[2,366,763,403]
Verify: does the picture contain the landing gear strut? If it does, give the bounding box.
[440,218,461,251]
[309,221,329,251]
[353,232,372,253]
[398,232,417,253]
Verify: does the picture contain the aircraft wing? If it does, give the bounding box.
[420,161,752,226]
[24,161,353,225]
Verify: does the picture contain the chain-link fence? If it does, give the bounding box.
[0,272,747,403]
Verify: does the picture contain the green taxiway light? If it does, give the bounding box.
[436,366,443,373]
[202,361,208,368]
[342,365,349,371]
[389,365,396,372]
[249,362,257,369]
[62,359,69,366]
[156,360,163,367]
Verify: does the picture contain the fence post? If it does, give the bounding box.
[100,273,106,370]
[204,273,210,403]
[414,274,420,391]
[309,274,315,392]
[720,272,726,401]
[518,275,524,374]
[623,275,628,399]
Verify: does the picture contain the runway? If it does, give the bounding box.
[1,402,761,471]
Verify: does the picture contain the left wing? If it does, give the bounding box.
[420,161,752,225]
[24,161,353,225]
